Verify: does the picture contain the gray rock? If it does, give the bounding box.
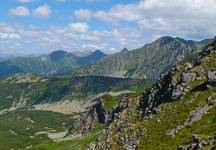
[184,63,193,71]
[208,70,216,84]
[172,85,183,100]
[181,72,197,83]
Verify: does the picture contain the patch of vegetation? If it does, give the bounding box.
[28,125,105,150]
[0,110,74,150]
[101,94,118,112]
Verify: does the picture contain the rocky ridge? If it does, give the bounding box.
[87,39,216,149]
[70,36,213,79]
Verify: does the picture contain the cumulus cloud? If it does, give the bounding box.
[33,5,51,18]
[74,0,216,39]
[0,33,21,39]
[0,21,145,54]
[68,22,89,32]
[9,6,30,17]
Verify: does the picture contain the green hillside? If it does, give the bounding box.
[0,50,107,77]
[0,74,152,111]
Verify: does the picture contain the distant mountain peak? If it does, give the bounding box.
[157,36,175,42]
[92,50,106,55]
[49,50,69,61]
[121,48,129,53]
[76,50,107,65]
[50,50,67,55]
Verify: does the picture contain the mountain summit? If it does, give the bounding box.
[76,50,107,65]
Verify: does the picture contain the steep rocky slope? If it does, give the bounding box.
[87,40,216,149]
[70,37,213,79]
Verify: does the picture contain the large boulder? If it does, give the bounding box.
[172,85,184,100]
[181,72,197,83]
[207,70,216,84]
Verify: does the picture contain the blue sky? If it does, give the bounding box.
[0,0,216,54]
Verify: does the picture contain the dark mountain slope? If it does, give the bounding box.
[76,50,107,65]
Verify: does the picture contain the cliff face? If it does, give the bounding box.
[66,94,131,136]
[87,40,216,150]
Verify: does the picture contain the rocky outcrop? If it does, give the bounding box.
[87,96,145,150]
[178,135,216,150]
[181,72,197,83]
[66,94,130,136]
[208,70,216,84]
[107,95,129,124]
[5,73,47,84]
[80,102,107,135]
[168,94,216,137]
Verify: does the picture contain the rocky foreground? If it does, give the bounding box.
[86,40,216,149]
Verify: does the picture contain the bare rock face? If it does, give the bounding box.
[208,70,216,84]
[80,102,107,135]
[181,72,197,83]
[172,85,184,100]
[107,96,129,124]
[184,63,193,71]
[177,135,216,150]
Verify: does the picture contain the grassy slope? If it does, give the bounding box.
[0,75,152,110]
[28,125,105,150]
[0,110,74,150]
[138,87,216,149]
[137,45,216,149]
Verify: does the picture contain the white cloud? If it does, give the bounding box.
[76,0,216,39]
[16,0,35,3]
[138,17,172,32]
[68,22,89,32]
[0,32,21,39]
[33,5,51,18]
[94,4,141,22]
[2,0,216,54]
[9,6,30,17]
[74,9,92,20]
[0,23,15,33]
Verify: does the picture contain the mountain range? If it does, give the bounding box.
[0,36,213,79]
[69,36,214,79]
[0,50,107,77]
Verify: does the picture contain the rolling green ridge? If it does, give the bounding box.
[0,74,152,111]
[0,50,107,77]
